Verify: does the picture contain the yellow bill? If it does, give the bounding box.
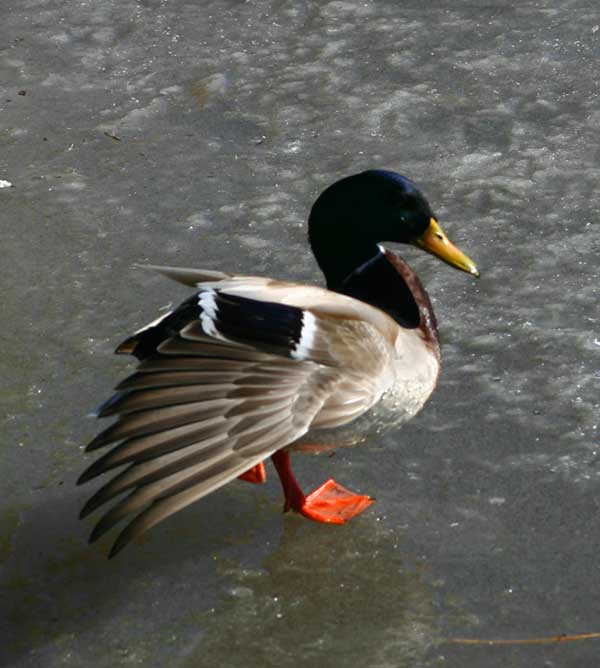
[415,218,480,277]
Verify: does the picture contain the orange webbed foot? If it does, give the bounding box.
[238,462,267,484]
[299,479,374,524]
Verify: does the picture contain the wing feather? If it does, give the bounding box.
[89,416,300,548]
[81,265,401,555]
[79,418,229,482]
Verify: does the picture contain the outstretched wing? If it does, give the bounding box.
[79,268,397,557]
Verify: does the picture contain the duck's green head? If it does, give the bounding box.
[309,169,479,288]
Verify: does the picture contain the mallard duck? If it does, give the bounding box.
[79,169,478,557]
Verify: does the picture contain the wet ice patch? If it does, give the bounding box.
[91,27,116,43]
[238,236,270,250]
[454,152,503,177]
[504,451,600,486]
[364,89,425,136]
[282,140,302,154]
[190,74,227,108]
[159,85,183,96]
[48,32,71,45]
[97,97,168,132]
[58,180,87,191]
[321,40,348,59]
[185,213,213,230]
[322,1,376,17]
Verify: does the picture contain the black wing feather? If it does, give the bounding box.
[117,290,306,361]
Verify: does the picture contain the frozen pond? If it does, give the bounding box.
[1,0,599,666]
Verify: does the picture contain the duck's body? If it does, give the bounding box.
[79,170,478,557]
[295,248,440,452]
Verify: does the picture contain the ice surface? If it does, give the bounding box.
[1,1,599,666]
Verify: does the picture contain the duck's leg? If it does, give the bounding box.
[271,450,374,524]
[238,462,267,484]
